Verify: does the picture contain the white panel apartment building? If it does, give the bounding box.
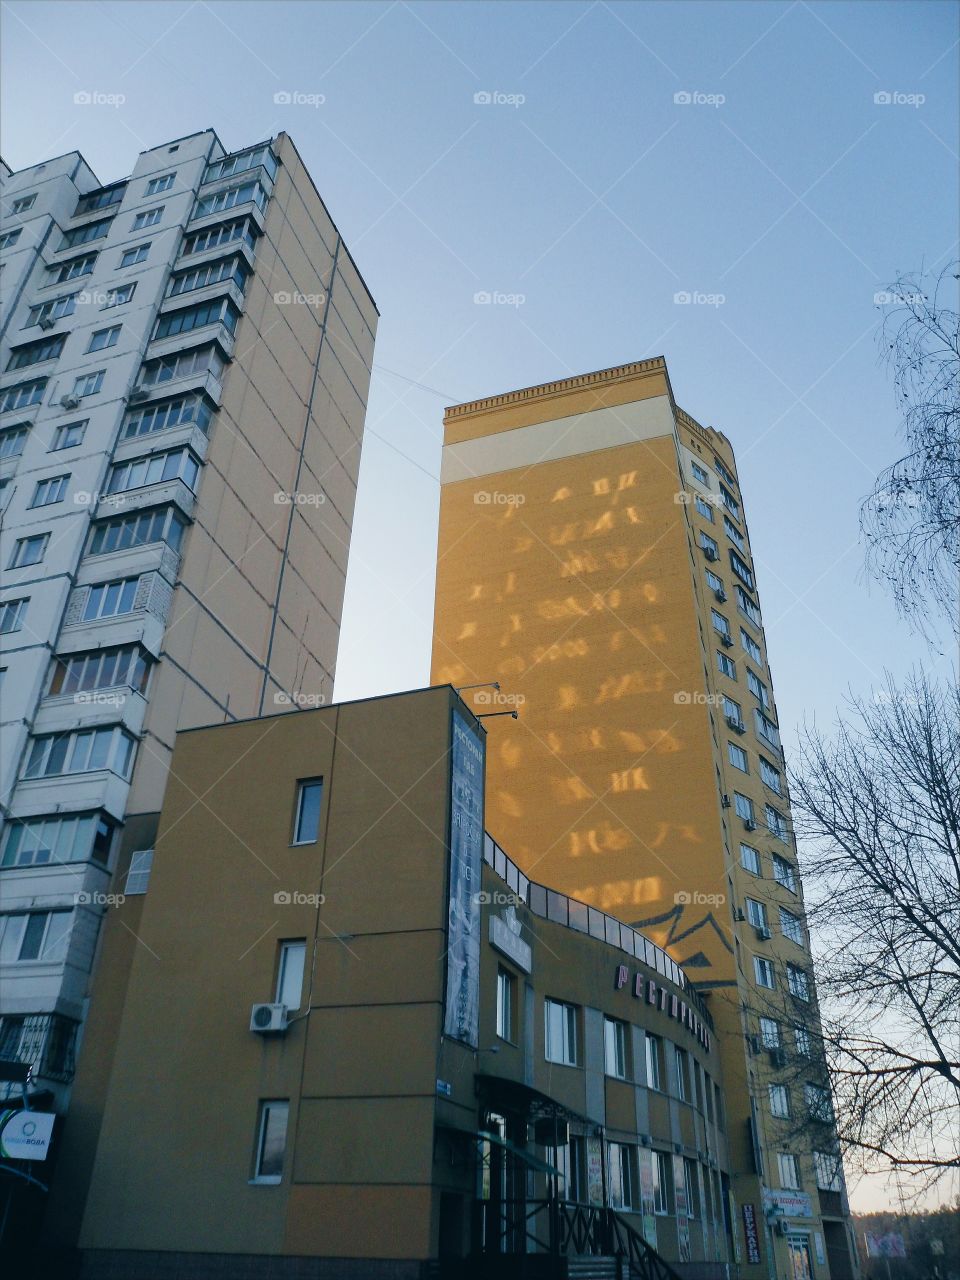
[0,132,377,1116]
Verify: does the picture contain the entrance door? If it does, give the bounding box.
[787,1234,814,1280]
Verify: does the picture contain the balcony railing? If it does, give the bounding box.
[0,1013,78,1086]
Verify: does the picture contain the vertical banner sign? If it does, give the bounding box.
[586,1138,605,1206]
[639,1148,657,1249]
[674,1155,691,1261]
[742,1203,762,1265]
[443,712,485,1048]
[729,1192,742,1264]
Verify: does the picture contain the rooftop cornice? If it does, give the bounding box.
[445,356,669,421]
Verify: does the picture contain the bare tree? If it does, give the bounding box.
[789,672,960,1194]
[862,263,960,634]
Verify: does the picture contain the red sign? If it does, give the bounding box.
[742,1203,762,1265]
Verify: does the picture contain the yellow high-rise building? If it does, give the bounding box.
[431,357,859,1280]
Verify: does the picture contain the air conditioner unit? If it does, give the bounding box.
[714,588,727,602]
[250,1002,288,1034]
[725,715,744,733]
[756,924,772,941]
[721,794,731,808]
[734,907,746,922]
[38,315,56,330]
[749,1035,762,1056]
[60,394,81,410]
[128,387,149,403]
[721,634,734,647]
[769,1048,787,1068]
[704,547,719,562]
[744,818,757,831]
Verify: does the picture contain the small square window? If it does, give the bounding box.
[51,420,87,450]
[146,174,175,196]
[133,207,164,231]
[12,194,37,214]
[87,326,121,353]
[10,534,49,569]
[120,244,150,268]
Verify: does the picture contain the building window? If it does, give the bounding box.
[48,644,150,697]
[695,494,714,522]
[0,229,22,250]
[168,256,249,298]
[30,474,69,507]
[50,254,96,283]
[87,505,187,557]
[780,908,804,945]
[674,1045,688,1099]
[252,1100,289,1184]
[759,1017,780,1049]
[740,843,761,875]
[731,553,754,590]
[545,998,578,1066]
[0,379,47,412]
[711,609,730,638]
[7,335,67,370]
[59,217,113,250]
[105,283,136,308]
[23,726,136,781]
[723,695,743,728]
[119,243,150,267]
[204,145,277,184]
[645,1033,662,1090]
[74,185,125,216]
[700,531,719,559]
[721,485,741,519]
[0,424,29,459]
[292,779,323,844]
[73,369,105,398]
[690,460,709,485]
[0,598,28,634]
[747,669,769,707]
[153,297,239,341]
[30,294,80,327]
[734,792,754,823]
[1,813,114,868]
[787,964,810,1002]
[746,898,768,930]
[756,709,781,749]
[146,174,175,195]
[723,514,744,551]
[794,1025,813,1057]
[814,1151,843,1191]
[741,629,762,664]
[754,956,776,989]
[106,446,200,495]
[276,940,306,1011]
[805,1083,833,1122]
[715,458,736,486]
[81,577,141,621]
[683,1157,701,1218]
[652,1150,673,1215]
[736,584,761,624]
[194,180,267,219]
[51,419,87,450]
[608,1143,637,1210]
[12,194,37,213]
[769,1084,791,1118]
[777,1152,801,1190]
[558,1136,587,1203]
[138,343,225,388]
[727,742,749,772]
[87,326,121,353]
[132,207,164,230]
[124,849,154,895]
[705,568,724,594]
[759,757,782,794]
[9,534,49,569]
[123,394,212,440]
[181,218,257,257]
[765,805,788,842]
[0,911,72,963]
[496,967,516,1041]
[604,1017,628,1078]
[717,650,737,679]
[773,854,798,892]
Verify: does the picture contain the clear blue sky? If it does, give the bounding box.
[3,0,957,1206]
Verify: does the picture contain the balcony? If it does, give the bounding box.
[0,1012,78,1093]
[34,686,148,738]
[92,477,197,524]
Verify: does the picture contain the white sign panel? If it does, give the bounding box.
[0,1110,55,1161]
